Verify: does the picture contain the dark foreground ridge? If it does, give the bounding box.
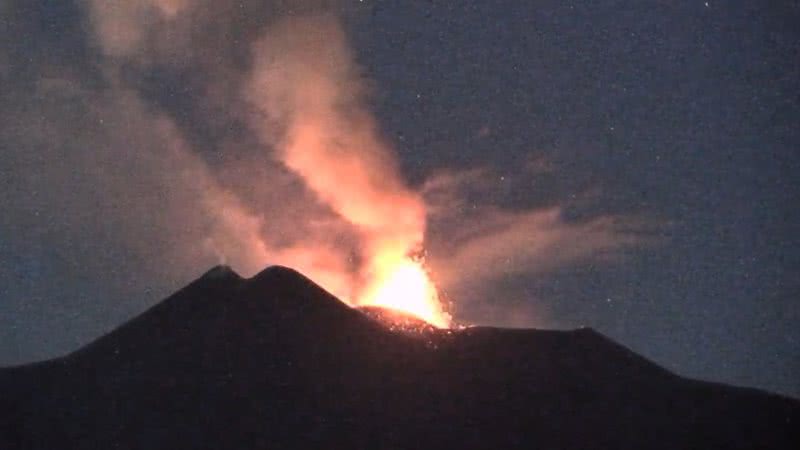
[1,265,798,449]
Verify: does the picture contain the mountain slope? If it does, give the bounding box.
[2,265,798,449]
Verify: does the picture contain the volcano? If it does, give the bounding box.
[1,266,798,449]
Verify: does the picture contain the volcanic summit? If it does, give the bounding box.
[1,265,798,449]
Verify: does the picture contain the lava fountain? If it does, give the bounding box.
[247,15,451,328]
[359,255,450,328]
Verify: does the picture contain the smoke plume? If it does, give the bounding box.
[0,0,641,355]
[246,15,430,305]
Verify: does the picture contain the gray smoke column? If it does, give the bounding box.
[245,15,445,317]
[0,0,640,335]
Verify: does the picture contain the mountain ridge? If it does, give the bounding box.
[1,265,798,449]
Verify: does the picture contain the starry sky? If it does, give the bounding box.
[1,1,798,397]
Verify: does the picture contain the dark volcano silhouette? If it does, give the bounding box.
[1,266,798,449]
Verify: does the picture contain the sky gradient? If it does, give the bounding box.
[1,1,798,397]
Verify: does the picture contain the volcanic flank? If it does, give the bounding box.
[1,266,798,449]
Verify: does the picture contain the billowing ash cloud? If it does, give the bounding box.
[1,0,642,356]
[77,0,368,301]
[245,14,430,303]
[85,0,190,57]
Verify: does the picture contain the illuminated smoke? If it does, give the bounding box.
[47,1,641,332]
[246,15,450,326]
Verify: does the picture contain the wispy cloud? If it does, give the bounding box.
[1,0,650,334]
[423,167,646,295]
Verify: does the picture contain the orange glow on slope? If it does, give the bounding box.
[359,257,451,328]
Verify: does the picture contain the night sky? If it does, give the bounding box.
[1,1,798,397]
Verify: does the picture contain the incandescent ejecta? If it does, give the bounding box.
[247,15,450,326]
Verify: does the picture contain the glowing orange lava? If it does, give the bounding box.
[359,257,451,328]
